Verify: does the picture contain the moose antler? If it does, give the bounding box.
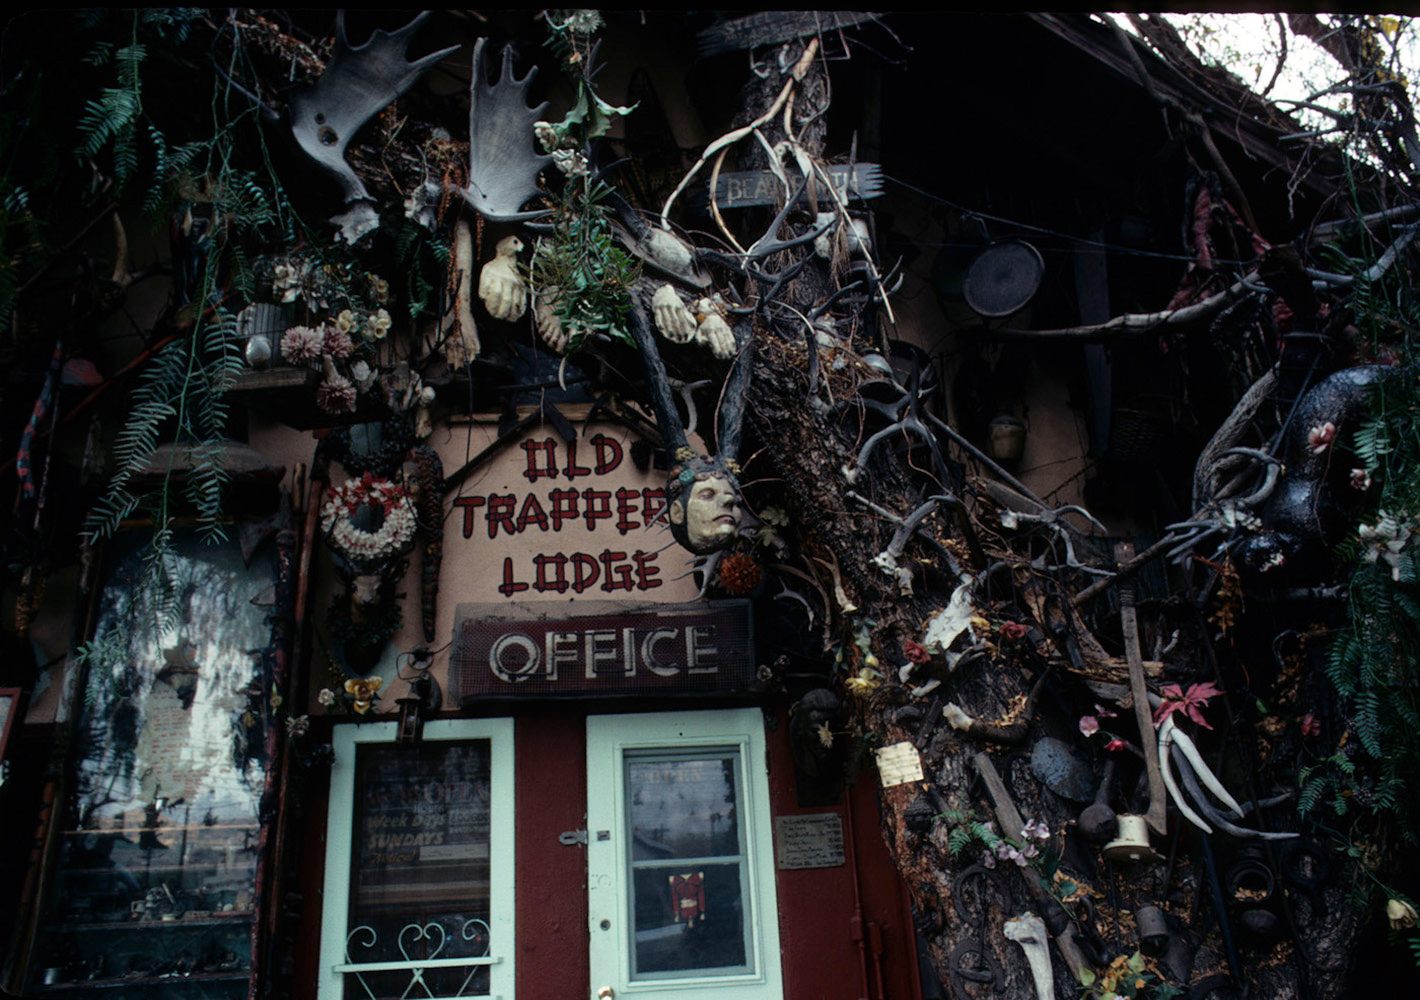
[461,38,552,222]
[287,12,457,243]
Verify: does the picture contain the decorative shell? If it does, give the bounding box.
[651,284,697,343]
[478,235,527,321]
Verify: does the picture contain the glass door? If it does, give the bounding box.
[586,710,781,1000]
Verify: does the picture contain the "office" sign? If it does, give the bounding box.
[449,600,756,702]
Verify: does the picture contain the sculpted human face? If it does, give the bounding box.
[684,474,741,551]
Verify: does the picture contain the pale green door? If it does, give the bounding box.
[585,709,783,1000]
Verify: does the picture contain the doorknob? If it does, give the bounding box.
[597,987,615,999]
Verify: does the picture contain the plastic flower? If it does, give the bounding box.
[815,722,834,749]
[285,715,310,738]
[334,309,360,335]
[1021,818,1051,841]
[344,676,382,715]
[317,688,337,708]
[367,274,390,304]
[1300,712,1321,738]
[1152,681,1223,729]
[845,667,880,695]
[980,849,997,870]
[272,262,302,303]
[1105,738,1127,752]
[365,308,392,340]
[323,324,355,360]
[1000,620,1028,641]
[903,640,931,664]
[317,371,357,414]
[1358,510,1415,581]
[1387,898,1417,930]
[717,552,762,596]
[1351,468,1373,491]
[1307,421,1336,454]
[280,325,323,364]
[1079,715,1100,736]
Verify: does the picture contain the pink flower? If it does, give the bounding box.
[1308,421,1337,454]
[1001,621,1028,641]
[1351,468,1372,491]
[1079,715,1100,737]
[980,849,996,870]
[316,372,357,413]
[1105,738,1127,752]
[323,324,355,360]
[280,325,323,364]
[903,640,931,664]
[1300,713,1321,738]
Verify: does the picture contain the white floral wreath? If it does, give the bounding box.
[321,473,418,564]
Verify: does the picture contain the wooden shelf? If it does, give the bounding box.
[56,912,253,932]
[35,970,249,992]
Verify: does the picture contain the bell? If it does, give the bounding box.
[988,415,1027,464]
[1103,814,1160,864]
[1135,904,1170,956]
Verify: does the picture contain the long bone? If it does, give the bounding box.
[1003,914,1057,1000]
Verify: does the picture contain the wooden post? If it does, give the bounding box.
[1115,542,1168,836]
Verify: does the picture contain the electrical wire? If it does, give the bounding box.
[883,173,1259,267]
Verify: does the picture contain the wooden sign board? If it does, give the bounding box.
[449,599,754,702]
[697,163,883,210]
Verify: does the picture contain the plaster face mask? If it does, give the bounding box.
[669,472,742,553]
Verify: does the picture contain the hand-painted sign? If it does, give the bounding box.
[448,427,689,601]
[449,600,755,702]
[696,163,883,210]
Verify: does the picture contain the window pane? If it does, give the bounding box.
[28,533,273,997]
[631,864,748,977]
[345,740,493,1000]
[627,755,740,861]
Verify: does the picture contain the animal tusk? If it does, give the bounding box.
[1171,746,1300,841]
[1160,718,1212,833]
[1169,724,1246,818]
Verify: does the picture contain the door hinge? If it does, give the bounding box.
[559,829,588,846]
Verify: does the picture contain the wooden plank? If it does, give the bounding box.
[973,753,1091,981]
[696,11,881,59]
[1115,541,1169,837]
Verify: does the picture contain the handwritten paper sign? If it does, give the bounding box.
[774,814,845,870]
[874,741,924,788]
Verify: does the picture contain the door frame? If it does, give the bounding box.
[318,718,516,1000]
[585,708,783,1000]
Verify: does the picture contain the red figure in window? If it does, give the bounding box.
[668,871,706,927]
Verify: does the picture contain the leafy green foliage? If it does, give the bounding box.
[527,11,641,349]
[1300,231,1420,846]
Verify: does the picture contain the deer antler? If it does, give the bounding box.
[287,12,457,243]
[461,38,552,222]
